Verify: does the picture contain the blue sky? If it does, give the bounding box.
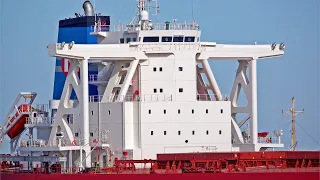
[0,0,319,153]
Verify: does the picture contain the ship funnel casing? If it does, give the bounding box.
[83,0,94,16]
[140,10,149,21]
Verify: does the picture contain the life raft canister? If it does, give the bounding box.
[266,138,271,143]
[72,140,77,146]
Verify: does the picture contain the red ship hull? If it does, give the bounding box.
[1,151,319,180]
[2,172,319,180]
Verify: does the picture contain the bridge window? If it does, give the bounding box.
[126,38,131,43]
[133,38,137,42]
[66,115,73,124]
[184,36,195,42]
[179,67,183,71]
[173,36,184,42]
[120,38,124,44]
[162,36,172,42]
[143,36,159,42]
[75,133,79,137]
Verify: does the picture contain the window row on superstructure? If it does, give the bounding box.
[75,132,96,137]
[151,88,184,94]
[143,36,196,43]
[150,130,223,136]
[120,37,137,44]
[153,67,183,72]
[148,109,224,114]
[75,130,223,138]
[153,88,163,93]
[120,36,198,44]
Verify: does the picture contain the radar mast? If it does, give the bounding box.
[130,0,160,27]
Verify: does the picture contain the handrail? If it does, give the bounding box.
[89,94,230,102]
[132,43,203,52]
[197,94,230,101]
[26,117,54,125]
[91,22,200,33]
[19,139,52,148]
[89,94,173,103]
[257,136,281,144]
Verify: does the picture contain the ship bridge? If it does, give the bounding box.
[90,21,201,45]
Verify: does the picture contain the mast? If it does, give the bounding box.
[139,0,146,12]
[282,97,304,151]
[129,0,159,25]
[291,97,296,148]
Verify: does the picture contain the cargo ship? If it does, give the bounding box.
[0,0,319,180]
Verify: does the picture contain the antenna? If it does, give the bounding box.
[282,97,304,151]
[94,0,96,22]
[191,0,195,22]
[130,0,160,25]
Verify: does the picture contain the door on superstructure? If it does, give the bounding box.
[102,155,107,167]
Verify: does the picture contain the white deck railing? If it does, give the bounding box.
[89,94,173,103]
[130,43,203,52]
[26,117,54,125]
[241,136,282,144]
[91,22,199,33]
[197,94,230,101]
[89,94,230,102]
[258,137,281,144]
[19,139,50,148]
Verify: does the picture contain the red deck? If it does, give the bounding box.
[1,151,319,178]
[2,172,319,180]
[157,151,320,161]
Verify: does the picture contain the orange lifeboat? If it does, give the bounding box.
[6,104,31,139]
[258,132,269,138]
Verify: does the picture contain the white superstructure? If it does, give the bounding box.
[0,0,285,170]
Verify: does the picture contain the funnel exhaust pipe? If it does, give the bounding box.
[83,0,94,16]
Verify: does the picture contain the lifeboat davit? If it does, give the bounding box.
[6,104,31,139]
